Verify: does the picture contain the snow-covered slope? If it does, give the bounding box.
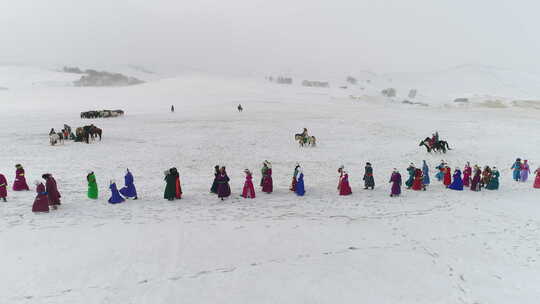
[1,66,539,303]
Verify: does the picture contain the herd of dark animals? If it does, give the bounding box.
[80,110,124,119]
[49,124,102,145]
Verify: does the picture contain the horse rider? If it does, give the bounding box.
[49,128,56,136]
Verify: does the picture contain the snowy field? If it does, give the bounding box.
[1,66,540,303]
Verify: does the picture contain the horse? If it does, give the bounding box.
[419,138,451,153]
[296,134,316,147]
[89,126,102,141]
[49,133,60,146]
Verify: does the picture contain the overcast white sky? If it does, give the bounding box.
[0,0,538,74]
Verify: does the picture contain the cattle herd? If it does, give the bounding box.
[80,109,124,119]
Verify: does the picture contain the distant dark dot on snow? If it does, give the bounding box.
[348,246,358,250]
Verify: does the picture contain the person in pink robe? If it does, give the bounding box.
[32,181,49,213]
[43,174,61,209]
[534,168,540,189]
[13,164,30,191]
[463,162,472,187]
[0,173,7,202]
[242,169,256,199]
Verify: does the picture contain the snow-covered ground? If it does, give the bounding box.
[1,66,540,303]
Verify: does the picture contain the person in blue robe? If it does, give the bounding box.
[108,180,125,204]
[448,169,464,191]
[422,160,430,186]
[119,169,138,200]
[511,158,522,181]
[295,169,305,196]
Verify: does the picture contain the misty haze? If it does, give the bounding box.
[1,1,539,303]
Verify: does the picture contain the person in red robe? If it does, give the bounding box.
[42,174,61,209]
[290,163,300,191]
[443,166,452,187]
[242,169,256,198]
[32,181,49,212]
[261,161,273,193]
[0,173,7,202]
[412,168,426,191]
[13,164,30,191]
[338,167,352,195]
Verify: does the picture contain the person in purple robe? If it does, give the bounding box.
[470,165,481,192]
[520,160,531,182]
[13,164,30,191]
[0,173,7,202]
[216,166,231,200]
[42,174,61,209]
[119,169,138,200]
[108,180,125,204]
[32,181,49,213]
[389,169,402,197]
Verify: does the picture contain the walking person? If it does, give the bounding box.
[389,169,402,197]
[511,158,522,182]
[32,180,49,213]
[471,165,482,192]
[119,169,138,200]
[463,162,472,188]
[13,164,30,191]
[448,168,464,191]
[422,160,430,187]
[216,167,231,200]
[0,172,7,202]
[261,161,273,194]
[363,162,375,190]
[486,167,500,190]
[87,171,98,199]
[210,165,220,194]
[338,166,352,196]
[295,167,305,196]
[108,180,125,204]
[520,160,531,182]
[241,169,256,199]
[43,174,61,210]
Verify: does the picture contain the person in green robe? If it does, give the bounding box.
[405,163,415,189]
[87,171,98,199]
[486,167,500,190]
[164,169,176,200]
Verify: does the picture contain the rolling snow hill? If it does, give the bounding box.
[0,65,539,304]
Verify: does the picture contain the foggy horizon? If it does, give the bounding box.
[1,0,539,75]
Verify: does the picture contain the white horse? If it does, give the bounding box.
[49,133,61,146]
